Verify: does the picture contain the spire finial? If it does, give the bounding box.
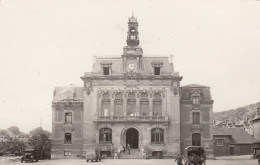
[132,10,134,18]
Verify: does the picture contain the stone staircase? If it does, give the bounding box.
[119,149,142,159]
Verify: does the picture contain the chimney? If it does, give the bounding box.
[169,55,174,72]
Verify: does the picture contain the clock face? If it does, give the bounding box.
[131,28,136,33]
[128,63,135,70]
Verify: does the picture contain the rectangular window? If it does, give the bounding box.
[64,133,72,144]
[193,112,200,124]
[192,96,199,104]
[64,151,71,156]
[151,128,164,144]
[65,112,72,124]
[103,67,109,75]
[154,67,160,75]
[99,128,112,143]
[216,138,224,146]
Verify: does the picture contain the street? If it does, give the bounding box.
[0,155,259,165]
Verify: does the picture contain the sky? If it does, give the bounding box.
[0,0,260,133]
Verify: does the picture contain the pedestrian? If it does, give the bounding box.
[118,148,121,159]
[114,149,118,159]
[122,146,126,153]
[127,143,131,155]
[174,154,183,165]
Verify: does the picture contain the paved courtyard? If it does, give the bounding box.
[0,155,259,165]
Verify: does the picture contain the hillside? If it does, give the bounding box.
[213,102,260,122]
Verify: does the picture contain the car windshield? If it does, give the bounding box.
[187,148,204,156]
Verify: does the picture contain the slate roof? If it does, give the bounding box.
[53,86,84,101]
[180,84,213,101]
[92,56,173,75]
[213,127,256,144]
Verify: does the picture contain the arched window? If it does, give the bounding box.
[192,133,201,146]
[153,93,162,116]
[127,93,136,116]
[151,128,164,144]
[140,93,149,116]
[99,128,112,143]
[114,93,123,116]
[101,93,110,116]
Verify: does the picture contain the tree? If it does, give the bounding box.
[29,127,51,159]
[0,139,25,154]
[0,129,10,139]
[29,127,51,138]
[7,126,21,136]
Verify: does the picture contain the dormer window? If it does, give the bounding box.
[103,67,110,75]
[151,61,163,76]
[100,61,112,76]
[154,67,160,75]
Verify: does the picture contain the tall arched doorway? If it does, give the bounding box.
[126,128,139,149]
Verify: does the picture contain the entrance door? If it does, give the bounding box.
[126,128,139,149]
[230,147,234,155]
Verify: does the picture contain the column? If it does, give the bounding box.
[123,92,127,116]
[162,95,166,116]
[149,92,153,116]
[136,93,140,116]
[98,97,102,116]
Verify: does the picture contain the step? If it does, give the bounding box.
[119,149,142,159]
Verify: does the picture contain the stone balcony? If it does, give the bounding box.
[94,115,169,124]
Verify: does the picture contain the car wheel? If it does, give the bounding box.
[86,159,89,162]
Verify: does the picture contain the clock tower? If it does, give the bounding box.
[122,14,143,73]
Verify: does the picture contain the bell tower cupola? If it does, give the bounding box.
[127,15,139,46]
[122,14,143,56]
[122,14,143,73]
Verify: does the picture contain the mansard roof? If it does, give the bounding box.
[53,86,84,101]
[180,84,213,101]
[92,55,173,75]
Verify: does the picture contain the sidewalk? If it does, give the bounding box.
[215,155,252,160]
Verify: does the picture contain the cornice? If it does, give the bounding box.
[81,74,183,81]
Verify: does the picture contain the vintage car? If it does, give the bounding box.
[86,150,101,162]
[183,146,206,165]
[21,149,39,163]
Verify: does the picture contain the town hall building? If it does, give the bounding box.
[51,15,214,158]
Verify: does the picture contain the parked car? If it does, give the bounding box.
[183,146,206,165]
[86,150,101,162]
[21,149,39,163]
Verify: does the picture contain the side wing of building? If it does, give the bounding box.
[180,84,214,158]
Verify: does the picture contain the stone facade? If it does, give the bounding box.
[51,16,214,158]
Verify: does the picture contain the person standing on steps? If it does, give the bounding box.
[127,143,131,155]
[174,154,183,165]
